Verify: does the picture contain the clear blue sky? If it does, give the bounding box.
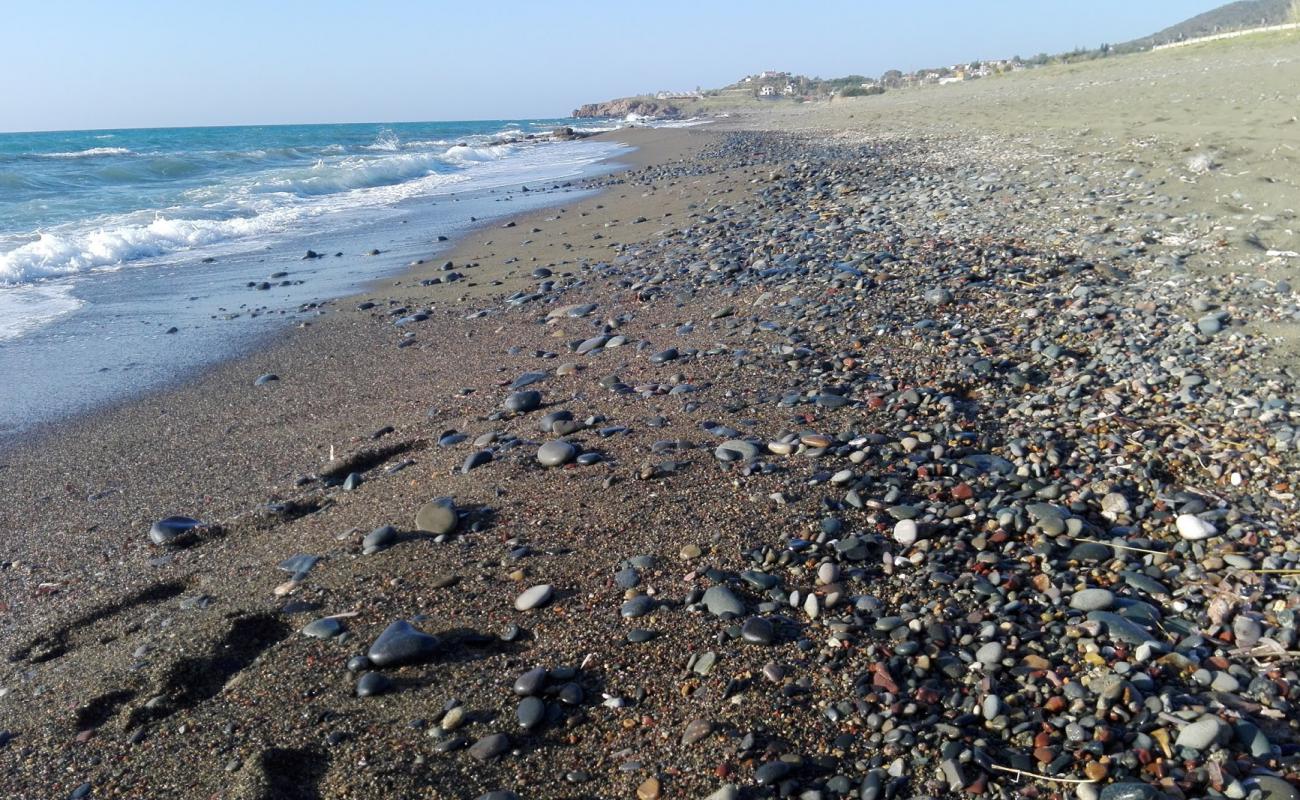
[0,0,1226,132]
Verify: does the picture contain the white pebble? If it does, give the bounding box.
[1176,513,1217,541]
[893,519,918,546]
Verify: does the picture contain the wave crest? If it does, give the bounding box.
[41,147,133,159]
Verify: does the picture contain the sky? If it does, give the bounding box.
[0,0,1228,132]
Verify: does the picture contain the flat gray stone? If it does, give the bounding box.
[469,733,510,761]
[1069,588,1115,611]
[301,617,344,639]
[702,585,744,617]
[362,525,398,554]
[1175,715,1224,751]
[537,440,577,467]
[414,499,458,535]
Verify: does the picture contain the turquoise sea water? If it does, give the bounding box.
[0,118,631,434]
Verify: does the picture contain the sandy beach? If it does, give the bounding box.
[2,33,1299,800]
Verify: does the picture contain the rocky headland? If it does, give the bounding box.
[572,98,682,119]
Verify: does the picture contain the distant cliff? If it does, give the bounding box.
[571,98,681,119]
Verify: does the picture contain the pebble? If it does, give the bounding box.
[514,584,554,611]
[516,696,545,730]
[300,617,344,639]
[355,671,393,697]
[1175,715,1224,751]
[537,440,577,467]
[366,620,440,667]
[681,718,713,745]
[362,524,398,554]
[414,499,458,536]
[702,584,744,617]
[892,519,918,547]
[1069,588,1115,611]
[148,516,202,546]
[636,776,661,800]
[740,616,775,645]
[1176,513,1217,540]
[504,390,541,413]
[469,733,510,761]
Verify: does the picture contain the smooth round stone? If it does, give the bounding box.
[714,440,759,462]
[924,287,954,306]
[538,410,573,432]
[503,390,541,413]
[513,667,548,696]
[1175,715,1224,751]
[475,792,521,800]
[362,525,398,554]
[627,628,657,643]
[356,671,393,697]
[148,516,202,546]
[1176,513,1217,541]
[575,452,601,466]
[442,706,466,731]
[301,617,344,639]
[514,584,554,611]
[1234,616,1263,648]
[516,696,545,730]
[621,595,655,618]
[1101,492,1130,516]
[682,718,714,746]
[468,733,510,761]
[702,585,744,617]
[346,655,372,672]
[817,563,840,585]
[1069,588,1115,611]
[754,760,792,785]
[254,373,279,386]
[975,642,1004,667]
[414,500,458,536]
[537,440,577,467]
[367,620,440,667]
[614,568,640,589]
[892,519,918,547]
[741,617,775,645]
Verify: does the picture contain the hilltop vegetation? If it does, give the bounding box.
[1120,0,1296,49]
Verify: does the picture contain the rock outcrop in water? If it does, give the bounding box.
[571,98,681,119]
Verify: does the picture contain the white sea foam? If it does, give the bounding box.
[442,144,513,163]
[0,139,620,287]
[0,282,84,340]
[41,147,133,159]
[361,130,401,152]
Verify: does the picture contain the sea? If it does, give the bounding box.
[0,118,646,438]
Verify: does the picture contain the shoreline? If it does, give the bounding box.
[0,130,640,442]
[2,49,1298,800]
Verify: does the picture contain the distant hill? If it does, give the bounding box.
[1120,0,1296,50]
